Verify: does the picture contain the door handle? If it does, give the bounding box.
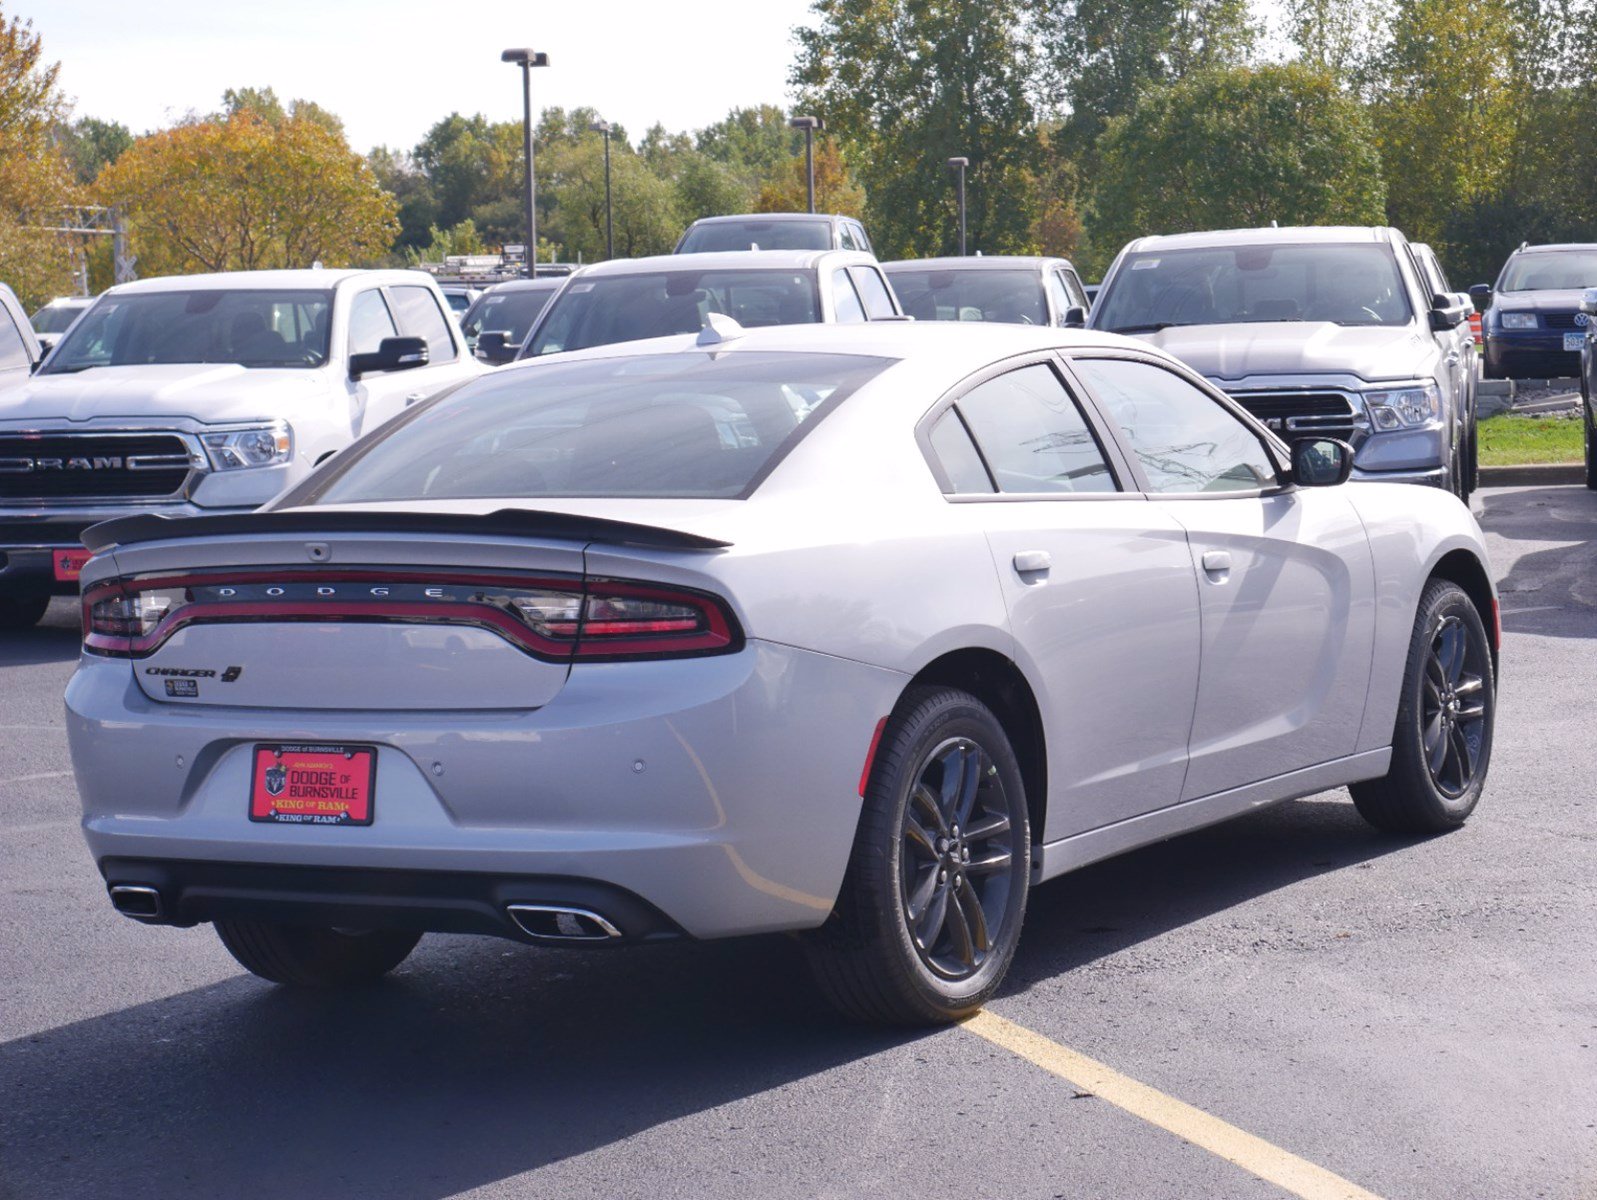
[1012,550,1051,574]
[1201,550,1232,574]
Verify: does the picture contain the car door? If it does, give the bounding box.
[924,358,1203,839]
[1068,353,1376,801]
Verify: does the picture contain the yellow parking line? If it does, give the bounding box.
[963,1009,1383,1200]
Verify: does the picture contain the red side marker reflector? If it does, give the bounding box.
[859,717,889,797]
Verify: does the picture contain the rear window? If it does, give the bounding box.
[886,268,1048,325]
[296,351,892,503]
[527,270,821,356]
[32,303,88,334]
[677,220,832,253]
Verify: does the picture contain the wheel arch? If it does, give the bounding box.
[904,648,1047,846]
[1429,547,1499,677]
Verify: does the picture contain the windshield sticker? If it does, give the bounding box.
[1131,259,1159,270]
[568,282,595,293]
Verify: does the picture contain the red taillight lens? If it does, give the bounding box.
[569,582,736,658]
[83,582,187,654]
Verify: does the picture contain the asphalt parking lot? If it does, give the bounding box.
[2,485,1594,1200]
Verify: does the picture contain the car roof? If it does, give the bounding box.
[105,269,439,295]
[569,250,879,277]
[1124,226,1396,252]
[483,277,565,293]
[686,213,852,226]
[1509,243,1597,255]
[882,256,1073,272]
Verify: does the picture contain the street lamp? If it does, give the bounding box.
[589,120,614,261]
[946,157,969,256]
[501,47,550,277]
[788,115,824,213]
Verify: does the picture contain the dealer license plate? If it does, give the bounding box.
[1564,332,1585,352]
[53,549,92,582]
[249,744,376,825]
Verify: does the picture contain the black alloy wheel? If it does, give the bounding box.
[1418,614,1489,798]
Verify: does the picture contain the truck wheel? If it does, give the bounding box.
[1350,579,1495,834]
[804,686,1030,1025]
[1585,411,1597,492]
[0,594,49,629]
[214,919,421,986]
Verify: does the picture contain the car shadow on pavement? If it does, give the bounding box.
[0,624,79,668]
[0,793,1421,1200]
[1479,485,1597,639]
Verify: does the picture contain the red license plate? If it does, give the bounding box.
[53,549,92,582]
[249,744,376,826]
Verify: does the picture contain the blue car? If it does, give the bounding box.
[1472,243,1597,380]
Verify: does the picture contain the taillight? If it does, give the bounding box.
[82,570,740,661]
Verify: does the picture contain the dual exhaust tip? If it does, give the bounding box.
[108,886,624,943]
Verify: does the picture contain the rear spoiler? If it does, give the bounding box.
[82,508,732,554]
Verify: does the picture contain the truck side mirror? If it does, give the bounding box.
[1429,294,1470,331]
[349,336,429,380]
[1061,306,1088,329]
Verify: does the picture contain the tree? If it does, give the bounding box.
[1283,0,1391,90]
[754,142,864,216]
[368,145,437,251]
[695,105,804,190]
[793,0,1044,258]
[98,108,398,275]
[412,113,523,243]
[56,116,134,185]
[1088,64,1387,268]
[0,6,77,307]
[540,135,680,261]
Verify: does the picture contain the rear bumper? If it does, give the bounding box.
[66,640,908,940]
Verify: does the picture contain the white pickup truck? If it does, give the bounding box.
[0,269,483,627]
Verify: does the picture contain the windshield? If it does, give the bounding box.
[296,351,891,503]
[886,268,1047,325]
[677,220,831,253]
[441,291,472,314]
[31,303,89,334]
[41,289,334,374]
[527,270,821,356]
[1498,251,1597,292]
[462,287,558,343]
[1094,243,1413,331]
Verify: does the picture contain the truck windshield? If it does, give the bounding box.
[31,304,88,334]
[526,270,821,356]
[463,286,559,345]
[1095,244,1412,331]
[1498,251,1597,292]
[886,268,1047,324]
[40,289,335,374]
[677,220,831,253]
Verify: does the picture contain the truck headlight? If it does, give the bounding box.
[200,421,293,470]
[1499,311,1537,329]
[1364,383,1441,431]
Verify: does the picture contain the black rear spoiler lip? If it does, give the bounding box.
[81,508,732,554]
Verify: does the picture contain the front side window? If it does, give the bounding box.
[41,289,334,374]
[885,268,1048,326]
[1094,243,1413,331]
[0,311,28,370]
[1073,357,1277,494]
[850,268,898,319]
[348,289,398,357]
[294,351,892,503]
[388,286,458,363]
[1498,250,1597,292]
[831,270,867,323]
[954,363,1116,494]
[529,270,822,356]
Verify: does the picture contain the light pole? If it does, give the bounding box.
[946,157,969,256]
[501,48,550,277]
[788,115,824,213]
[589,120,614,261]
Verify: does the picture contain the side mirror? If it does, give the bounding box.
[1469,283,1493,309]
[1581,288,1597,316]
[1061,306,1088,329]
[475,331,519,365]
[1429,294,1470,331]
[1291,438,1354,488]
[349,336,429,380]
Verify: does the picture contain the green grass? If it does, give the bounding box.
[1476,413,1583,466]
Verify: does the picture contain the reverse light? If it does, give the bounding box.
[1498,311,1537,330]
[1364,383,1441,431]
[201,421,293,470]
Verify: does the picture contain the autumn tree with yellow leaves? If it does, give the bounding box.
[0,7,78,308]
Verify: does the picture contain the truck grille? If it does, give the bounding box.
[1225,391,1358,441]
[0,433,195,501]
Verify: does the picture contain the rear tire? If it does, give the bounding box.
[804,686,1030,1025]
[0,593,49,629]
[1350,579,1495,834]
[1584,409,1597,491]
[214,919,420,987]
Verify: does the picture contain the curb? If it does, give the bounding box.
[1479,462,1584,487]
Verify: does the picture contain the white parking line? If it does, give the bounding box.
[964,1009,1383,1200]
[1,771,73,785]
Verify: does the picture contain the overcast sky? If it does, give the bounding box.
[32,0,819,151]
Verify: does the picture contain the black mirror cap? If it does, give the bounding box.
[1061,305,1088,328]
[1581,288,1597,316]
[475,331,517,365]
[349,336,430,379]
[1291,438,1354,488]
[1469,283,1493,308]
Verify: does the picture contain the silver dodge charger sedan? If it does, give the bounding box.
[65,322,1499,1025]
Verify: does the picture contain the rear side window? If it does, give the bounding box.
[298,351,893,503]
[348,290,398,356]
[928,410,994,494]
[831,270,867,323]
[851,268,897,319]
[1073,357,1276,494]
[955,364,1117,494]
[387,286,458,363]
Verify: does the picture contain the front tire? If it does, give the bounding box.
[1584,408,1597,491]
[215,919,421,986]
[805,686,1030,1025]
[0,593,49,629]
[1351,580,1495,834]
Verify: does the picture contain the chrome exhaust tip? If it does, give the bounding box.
[108,884,165,921]
[506,903,623,942]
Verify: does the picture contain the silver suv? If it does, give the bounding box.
[1090,226,1476,501]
